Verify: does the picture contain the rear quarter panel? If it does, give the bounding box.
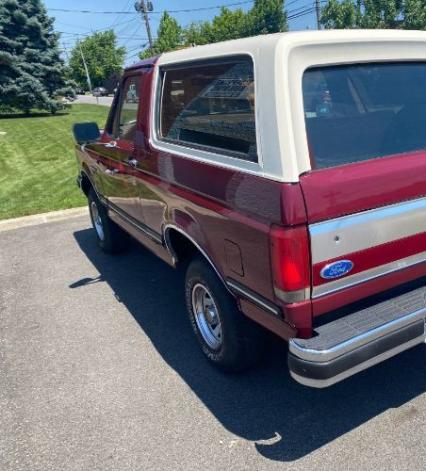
[131,62,309,336]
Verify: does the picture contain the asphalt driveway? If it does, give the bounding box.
[1,216,425,470]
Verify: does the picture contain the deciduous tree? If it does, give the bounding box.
[183,8,248,46]
[140,1,288,57]
[68,31,125,89]
[140,12,182,59]
[321,0,426,30]
[246,0,288,35]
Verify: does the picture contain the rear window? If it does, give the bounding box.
[158,56,257,162]
[303,62,426,169]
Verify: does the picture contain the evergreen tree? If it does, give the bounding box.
[0,0,73,113]
[68,31,125,89]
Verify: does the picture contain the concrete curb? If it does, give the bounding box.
[0,207,88,232]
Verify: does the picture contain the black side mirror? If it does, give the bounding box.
[73,122,100,144]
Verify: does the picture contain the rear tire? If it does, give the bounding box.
[88,189,128,254]
[185,257,264,372]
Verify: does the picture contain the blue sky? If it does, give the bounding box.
[45,0,318,65]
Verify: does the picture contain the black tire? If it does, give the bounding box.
[185,257,265,372]
[88,188,128,254]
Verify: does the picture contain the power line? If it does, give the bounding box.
[115,17,139,36]
[104,17,140,31]
[287,2,317,14]
[55,1,319,46]
[61,42,70,61]
[287,1,326,20]
[109,0,133,29]
[127,51,144,61]
[47,1,253,15]
[57,31,155,40]
[55,18,136,33]
[122,20,145,47]
[288,7,316,20]
[55,17,138,35]
[286,0,310,6]
[126,44,145,53]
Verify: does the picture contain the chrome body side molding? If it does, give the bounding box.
[310,195,426,264]
[310,195,426,298]
[227,279,281,317]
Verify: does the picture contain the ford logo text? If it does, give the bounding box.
[320,260,354,280]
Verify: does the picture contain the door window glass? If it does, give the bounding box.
[114,76,140,140]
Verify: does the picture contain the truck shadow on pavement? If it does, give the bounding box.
[73,229,426,462]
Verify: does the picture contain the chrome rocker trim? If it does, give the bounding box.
[108,202,163,244]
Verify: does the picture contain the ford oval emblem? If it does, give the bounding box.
[320,260,354,280]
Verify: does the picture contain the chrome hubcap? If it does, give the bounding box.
[191,283,222,350]
[90,201,105,241]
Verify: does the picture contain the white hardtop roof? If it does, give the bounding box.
[151,30,426,182]
[157,29,426,66]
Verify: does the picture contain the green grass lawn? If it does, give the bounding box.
[0,104,109,220]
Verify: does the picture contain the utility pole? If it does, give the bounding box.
[315,0,322,30]
[134,1,154,51]
[78,39,93,94]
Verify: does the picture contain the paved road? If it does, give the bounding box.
[1,216,425,471]
[74,94,114,106]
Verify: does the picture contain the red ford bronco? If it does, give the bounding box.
[74,30,426,387]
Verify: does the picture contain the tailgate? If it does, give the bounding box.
[299,62,426,309]
[300,151,426,303]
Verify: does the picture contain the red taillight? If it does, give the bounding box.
[270,225,310,300]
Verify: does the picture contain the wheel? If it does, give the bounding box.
[88,189,128,254]
[185,257,264,372]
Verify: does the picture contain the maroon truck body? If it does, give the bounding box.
[75,33,426,387]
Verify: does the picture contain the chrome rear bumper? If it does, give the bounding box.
[288,285,426,388]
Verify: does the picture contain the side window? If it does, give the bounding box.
[114,76,140,141]
[159,57,257,162]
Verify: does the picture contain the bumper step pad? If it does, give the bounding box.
[289,285,426,387]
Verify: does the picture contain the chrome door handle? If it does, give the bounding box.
[104,168,119,175]
[125,158,138,168]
